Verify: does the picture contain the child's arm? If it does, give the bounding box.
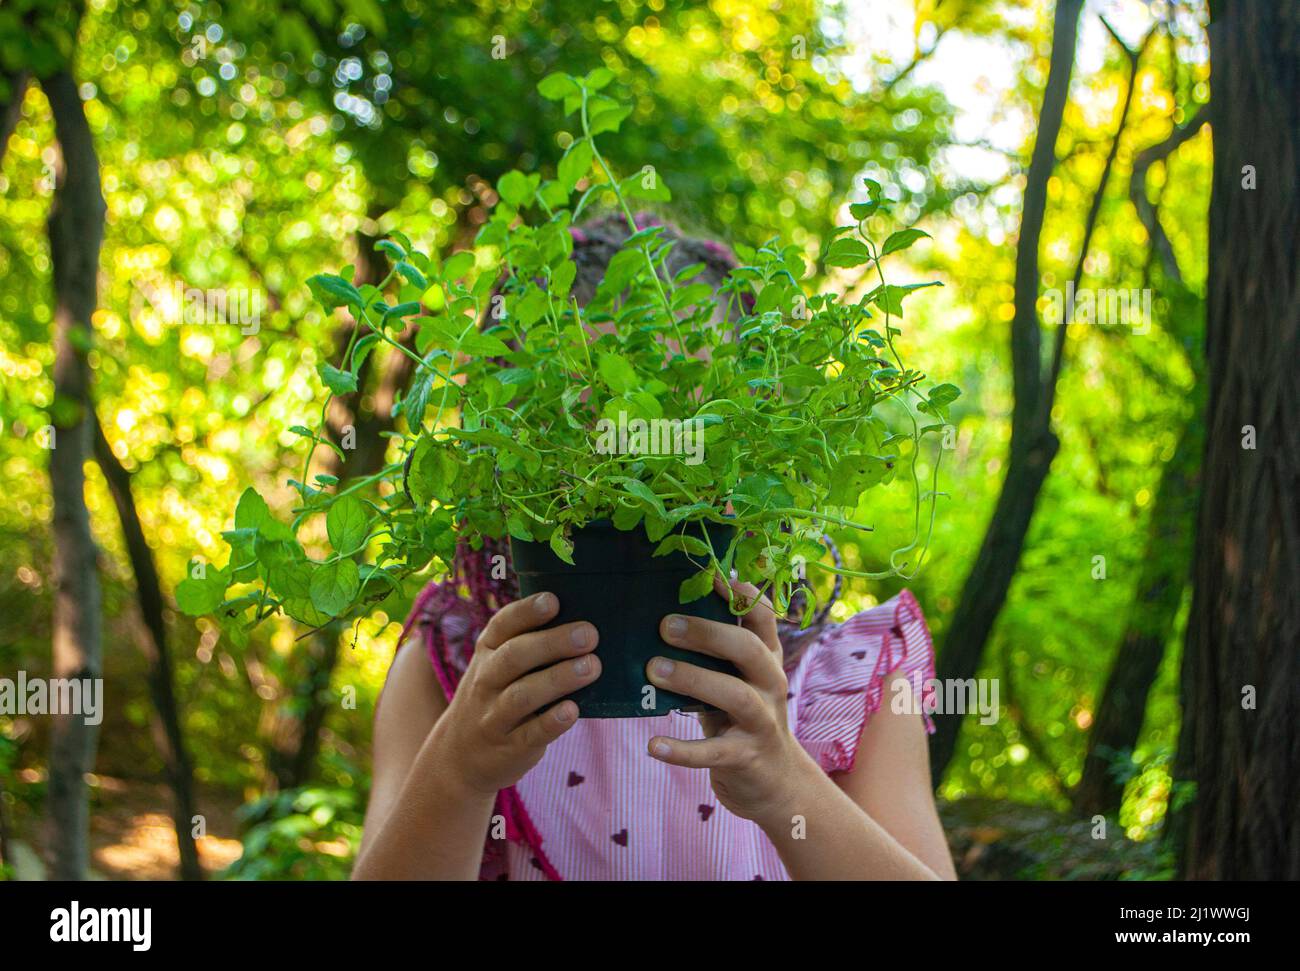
[353,593,601,880]
[644,578,956,880]
[755,674,956,880]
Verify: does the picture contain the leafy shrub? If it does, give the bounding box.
[222,785,363,881]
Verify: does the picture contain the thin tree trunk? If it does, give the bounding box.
[1175,0,1299,880]
[929,0,1085,784]
[43,69,106,882]
[1073,105,1210,818]
[1073,411,1201,816]
[0,772,11,873]
[92,418,203,880]
[1,69,30,165]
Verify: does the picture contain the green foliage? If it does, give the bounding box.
[221,784,363,881]
[193,73,956,638]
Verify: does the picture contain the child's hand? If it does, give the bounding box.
[645,577,819,826]
[433,592,601,795]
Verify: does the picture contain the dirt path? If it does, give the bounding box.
[8,776,245,880]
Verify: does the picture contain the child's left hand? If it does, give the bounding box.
[645,575,820,826]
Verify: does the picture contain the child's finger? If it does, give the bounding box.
[493,654,602,731]
[474,591,560,652]
[658,611,783,691]
[646,733,737,770]
[645,656,767,729]
[712,574,780,654]
[482,621,598,688]
[512,699,581,750]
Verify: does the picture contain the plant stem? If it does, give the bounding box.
[580,89,689,356]
[769,507,875,532]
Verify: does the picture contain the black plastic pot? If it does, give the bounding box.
[510,520,740,718]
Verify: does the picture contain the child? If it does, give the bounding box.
[353,217,956,881]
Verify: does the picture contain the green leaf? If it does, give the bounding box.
[282,596,331,628]
[589,101,632,135]
[395,261,427,289]
[441,251,475,280]
[306,273,362,310]
[382,301,422,319]
[653,534,711,558]
[558,138,594,192]
[620,170,671,202]
[612,477,667,518]
[403,353,439,428]
[927,383,962,408]
[421,284,446,311]
[597,351,638,393]
[537,72,579,100]
[309,558,360,617]
[870,281,942,317]
[408,439,457,506]
[880,228,930,257]
[824,237,872,267]
[849,200,879,221]
[551,259,577,299]
[678,569,714,604]
[919,382,962,420]
[671,282,713,311]
[514,286,550,327]
[326,496,368,554]
[267,555,312,599]
[729,473,793,517]
[235,487,272,531]
[549,528,575,565]
[497,170,533,208]
[611,502,643,531]
[826,454,897,506]
[584,67,615,90]
[175,567,228,616]
[458,331,512,357]
[351,333,380,372]
[317,363,358,396]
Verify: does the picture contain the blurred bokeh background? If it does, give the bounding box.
[1,0,1225,880]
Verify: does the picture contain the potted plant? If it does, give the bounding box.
[180,69,959,718]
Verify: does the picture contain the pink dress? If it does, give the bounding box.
[403,587,936,880]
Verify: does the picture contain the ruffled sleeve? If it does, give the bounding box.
[789,589,937,775]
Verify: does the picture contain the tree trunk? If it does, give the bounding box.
[1073,411,1201,816]
[1175,0,1300,880]
[92,418,203,879]
[1072,106,1210,819]
[1,69,30,165]
[929,0,1083,784]
[43,69,106,882]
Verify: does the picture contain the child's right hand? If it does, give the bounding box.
[432,591,600,795]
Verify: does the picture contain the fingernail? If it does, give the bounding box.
[554,703,576,723]
[664,615,687,639]
[571,624,591,649]
[729,568,738,581]
[652,657,674,678]
[574,656,592,676]
[535,592,556,615]
[650,740,670,758]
